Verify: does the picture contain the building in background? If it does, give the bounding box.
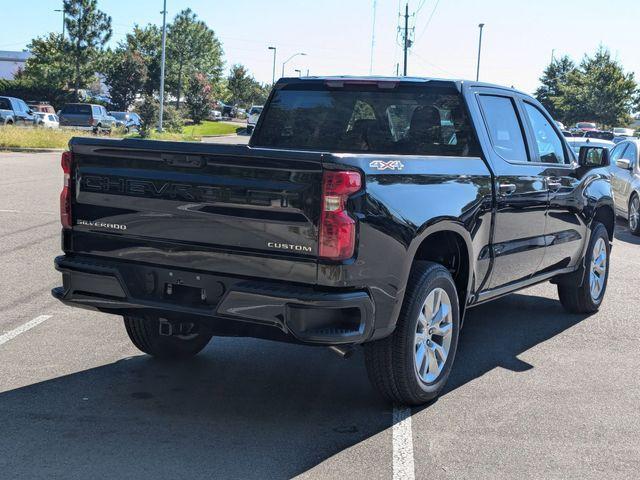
[0,51,31,80]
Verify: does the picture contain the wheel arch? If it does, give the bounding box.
[396,220,475,327]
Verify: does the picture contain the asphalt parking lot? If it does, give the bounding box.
[1,149,639,479]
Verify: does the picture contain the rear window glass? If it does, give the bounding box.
[61,104,91,115]
[252,84,479,156]
[250,107,263,115]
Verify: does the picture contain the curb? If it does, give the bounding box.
[0,147,66,153]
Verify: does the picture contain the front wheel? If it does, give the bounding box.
[365,262,460,406]
[124,315,213,360]
[557,222,610,313]
[629,195,640,236]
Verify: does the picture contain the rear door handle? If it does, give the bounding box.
[498,183,517,195]
[546,177,562,192]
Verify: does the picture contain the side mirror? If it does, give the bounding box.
[578,146,609,168]
[615,158,632,170]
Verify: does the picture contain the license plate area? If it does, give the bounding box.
[164,283,206,304]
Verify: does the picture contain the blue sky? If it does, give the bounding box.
[2,0,638,94]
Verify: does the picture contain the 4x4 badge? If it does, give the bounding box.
[369,160,404,171]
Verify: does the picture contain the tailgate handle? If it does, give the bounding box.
[162,154,203,168]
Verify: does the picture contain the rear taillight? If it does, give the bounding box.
[60,151,73,229]
[319,170,362,261]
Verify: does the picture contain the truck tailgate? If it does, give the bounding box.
[68,138,323,283]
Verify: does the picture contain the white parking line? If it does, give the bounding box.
[0,315,52,346]
[392,406,415,480]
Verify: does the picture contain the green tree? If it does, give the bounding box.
[226,64,270,108]
[534,55,575,121]
[166,9,223,108]
[64,0,113,95]
[123,24,162,95]
[185,72,213,124]
[556,48,637,127]
[101,49,148,111]
[19,33,74,91]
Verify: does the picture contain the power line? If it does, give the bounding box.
[415,0,441,43]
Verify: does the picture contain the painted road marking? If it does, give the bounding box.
[392,406,415,480]
[0,315,52,346]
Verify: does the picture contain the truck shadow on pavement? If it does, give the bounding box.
[0,293,589,479]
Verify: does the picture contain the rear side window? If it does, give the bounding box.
[523,103,567,164]
[0,98,10,110]
[61,104,91,115]
[478,95,528,162]
[253,84,479,156]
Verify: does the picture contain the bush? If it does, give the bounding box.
[163,104,185,133]
[137,95,160,138]
[136,95,185,137]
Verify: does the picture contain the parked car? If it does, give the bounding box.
[208,109,222,121]
[608,139,640,235]
[53,76,614,406]
[583,130,615,141]
[27,102,56,114]
[0,96,36,126]
[247,105,263,133]
[108,111,141,132]
[34,112,59,129]
[613,127,635,137]
[566,137,614,155]
[555,120,566,130]
[59,103,115,133]
[575,122,597,132]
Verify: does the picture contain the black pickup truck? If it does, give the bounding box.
[53,77,614,405]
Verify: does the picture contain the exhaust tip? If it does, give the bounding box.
[328,345,354,359]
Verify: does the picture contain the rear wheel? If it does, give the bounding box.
[557,222,610,313]
[123,315,213,360]
[365,262,460,405]
[629,194,640,236]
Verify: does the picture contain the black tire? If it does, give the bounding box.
[557,222,610,313]
[364,262,460,406]
[123,315,213,360]
[629,194,640,236]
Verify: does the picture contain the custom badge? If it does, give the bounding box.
[369,160,405,171]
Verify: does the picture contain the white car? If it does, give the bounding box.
[565,137,615,156]
[247,105,263,134]
[613,127,635,138]
[34,112,59,129]
[209,110,222,121]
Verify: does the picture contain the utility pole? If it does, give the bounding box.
[158,0,168,131]
[403,3,409,76]
[268,46,277,85]
[476,23,485,82]
[551,48,555,64]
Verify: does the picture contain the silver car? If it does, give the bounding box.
[609,139,640,235]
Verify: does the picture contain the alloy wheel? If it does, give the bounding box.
[414,287,454,384]
[630,196,639,232]
[589,237,607,301]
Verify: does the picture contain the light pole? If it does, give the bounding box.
[294,69,302,77]
[158,0,168,131]
[476,23,485,82]
[54,8,65,38]
[281,52,306,78]
[268,46,277,85]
